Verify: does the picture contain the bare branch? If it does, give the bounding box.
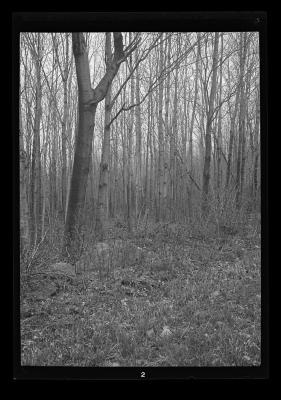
[51,33,65,81]
[110,33,162,106]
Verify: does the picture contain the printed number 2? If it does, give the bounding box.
[141,371,145,378]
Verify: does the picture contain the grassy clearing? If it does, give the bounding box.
[20,214,261,366]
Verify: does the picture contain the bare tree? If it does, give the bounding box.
[135,37,142,222]
[19,32,260,261]
[19,106,30,253]
[216,33,224,199]
[51,33,71,219]
[202,32,219,215]
[156,36,165,221]
[236,32,248,209]
[95,33,113,240]
[28,33,43,247]
[63,32,138,261]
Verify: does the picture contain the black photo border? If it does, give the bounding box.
[12,11,268,381]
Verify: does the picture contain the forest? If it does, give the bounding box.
[19,32,261,368]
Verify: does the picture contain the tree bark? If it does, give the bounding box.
[202,32,219,215]
[95,33,112,240]
[63,32,128,261]
[63,33,99,261]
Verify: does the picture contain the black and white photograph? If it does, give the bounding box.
[14,12,267,379]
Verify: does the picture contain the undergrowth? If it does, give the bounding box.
[20,211,261,367]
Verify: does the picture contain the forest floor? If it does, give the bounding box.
[20,214,261,366]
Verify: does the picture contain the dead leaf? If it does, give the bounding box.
[160,326,172,338]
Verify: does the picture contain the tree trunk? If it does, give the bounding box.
[19,111,30,254]
[216,33,223,200]
[252,91,260,208]
[49,58,60,220]
[182,71,188,219]
[95,33,112,240]
[63,33,97,261]
[150,98,155,214]
[127,34,134,231]
[135,39,142,221]
[253,153,259,208]
[145,69,153,211]
[163,33,171,218]
[188,32,201,218]
[61,35,69,219]
[30,35,42,247]
[63,32,127,261]
[236,33,247,209]
[170,46,178,220]
[157,38,165,221]
[226,85,240,189]
[121,94,127,218]
[202,32,219,215]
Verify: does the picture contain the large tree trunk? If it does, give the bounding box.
[202,32,219,215]
[95,33,112,240]
[63,32,127,261]
[63,33,97,261]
